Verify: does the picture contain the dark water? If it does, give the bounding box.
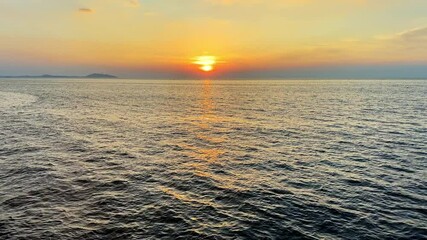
[0,79,426,239]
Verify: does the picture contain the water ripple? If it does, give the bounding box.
[0,79,426,239]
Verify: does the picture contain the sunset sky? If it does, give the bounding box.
[1,0,427,79]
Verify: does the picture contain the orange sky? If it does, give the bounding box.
[1,0,427,78]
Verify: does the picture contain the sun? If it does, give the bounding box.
[193,56,217,72]
[201,65,213,72]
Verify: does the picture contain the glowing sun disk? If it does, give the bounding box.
[193,56,217,72]
[201,65,213,72]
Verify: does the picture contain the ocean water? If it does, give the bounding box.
[0,79,426,239]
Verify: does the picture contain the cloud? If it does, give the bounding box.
[377,26,427,42]
[398,26,427,42]
[78,8,94,13]
[369,26,427,61]
[375,26,427,54]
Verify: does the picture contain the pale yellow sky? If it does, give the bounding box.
[1,0,427,78]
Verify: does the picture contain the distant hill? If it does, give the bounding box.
[85,73,118,79]
[0,73,118,79]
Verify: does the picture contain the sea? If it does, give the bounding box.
[0,79,426,239]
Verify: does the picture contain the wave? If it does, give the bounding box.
[0,91,38,109]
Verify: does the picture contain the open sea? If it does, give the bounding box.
[0,79,426,239]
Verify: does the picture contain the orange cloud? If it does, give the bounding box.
[78,8,94,13]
